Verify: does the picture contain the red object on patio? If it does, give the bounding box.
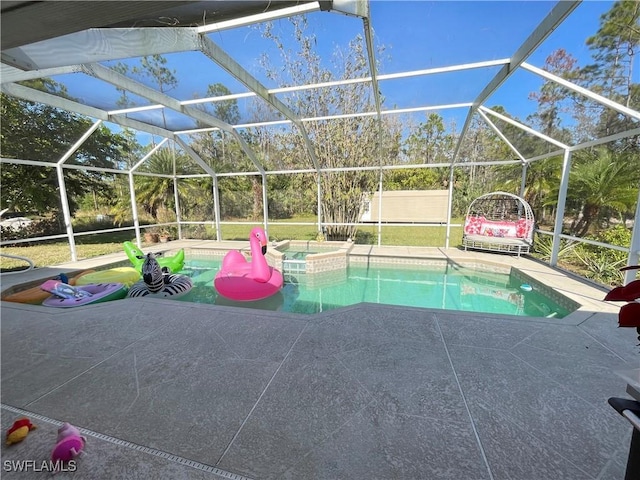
[618,302,640,328]
[605,266,640,329]
[604,280,640,302]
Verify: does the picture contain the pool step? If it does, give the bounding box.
[283,259,306,274]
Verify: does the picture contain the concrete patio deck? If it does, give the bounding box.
[1,244,639,479]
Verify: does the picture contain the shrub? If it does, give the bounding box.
[532,234,577,263]
[574,225,632,286]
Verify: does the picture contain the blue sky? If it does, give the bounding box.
[54,1,618,139]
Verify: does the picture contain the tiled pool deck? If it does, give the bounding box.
[1,240,639,479]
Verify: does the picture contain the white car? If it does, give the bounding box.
[0,217,33,231]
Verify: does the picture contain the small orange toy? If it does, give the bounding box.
[6,418,36,445]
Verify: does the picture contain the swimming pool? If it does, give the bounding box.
[176,257,575,318]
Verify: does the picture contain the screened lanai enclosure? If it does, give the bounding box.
[1,0,639,283]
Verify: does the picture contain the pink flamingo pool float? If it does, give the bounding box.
[214,227,284,301]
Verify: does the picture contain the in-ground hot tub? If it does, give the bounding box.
[273,240,353,274]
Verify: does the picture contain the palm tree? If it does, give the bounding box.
[525,156,564,224]
[135,147,200,221]
[567,147,638,236]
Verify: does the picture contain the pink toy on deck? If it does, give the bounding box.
[214,227,284,301]
[51,422,86,470]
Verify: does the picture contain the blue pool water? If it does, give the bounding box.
[175,257,574,318]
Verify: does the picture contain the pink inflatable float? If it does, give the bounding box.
[214,227,284,301]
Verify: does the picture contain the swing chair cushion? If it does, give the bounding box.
[462,192,535,256]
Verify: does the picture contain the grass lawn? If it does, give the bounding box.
[0,219,464,271]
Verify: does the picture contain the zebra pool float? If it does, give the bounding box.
[127,252,193,299]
